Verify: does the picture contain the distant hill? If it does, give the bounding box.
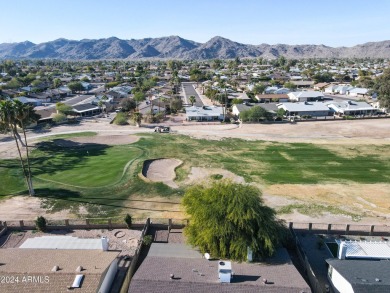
[0,36,389,60]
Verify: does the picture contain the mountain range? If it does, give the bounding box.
[0,36,389,60]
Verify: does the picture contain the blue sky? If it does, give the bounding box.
[1,0,389,46]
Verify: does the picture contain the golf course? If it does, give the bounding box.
[0,131,390,220]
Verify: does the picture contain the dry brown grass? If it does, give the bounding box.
[265,183,390,216]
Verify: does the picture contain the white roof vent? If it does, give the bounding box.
[76,266,83,272]
[71,274,84,288]
[51,265,59,272]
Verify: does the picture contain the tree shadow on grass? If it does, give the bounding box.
[31,139,110,176]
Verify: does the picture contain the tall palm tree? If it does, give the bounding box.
[13,100,39,196]
[0,100,37,195]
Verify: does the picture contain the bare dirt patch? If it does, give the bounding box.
[183,167,246,185]
[0,196,74,221]
[173,119,390,145]
[143,158,182,188]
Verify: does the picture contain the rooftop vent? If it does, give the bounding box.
[52,265,59,272]
[71,274,84,288]
[218,261,233,283]
[338,242,347,259]
[76,266,83,272]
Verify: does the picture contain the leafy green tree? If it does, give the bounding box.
[283,82,297,90]
[120,98,136,112]
[55,102,73,115]
[183,180,286,261]
[252,83,266,95]
[170,97,183,113]
[373,68,390,109]
[67,81,84,93]
[114,112,128,125]
[133,92,145,111]
[240,106,272,122]
[52,113,67,123]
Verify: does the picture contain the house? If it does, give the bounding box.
[326,240,390,293]
[227,92,251,102]
[347,87,368,97]
[314,82,330,91]
[185,105,224,121]
[274,88,290,94]
[129,230,311,293]
[1,235,118,293]
[278,102,332,117]
[324,85,338,94]
[326,259,390,293]
[13,96,42,106]
[28,92,52,103]
[35,108,56,124]
[0,247,119,292]
[232,103,278,118]
[328,101,377,116]
[255,94,289,103]
[81,81,92,91]
[288,91,325,102]
[291,81,314,88]
[264,86,279,94]
[72,103,102,117]
[334,85,353,95]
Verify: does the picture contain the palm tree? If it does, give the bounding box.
[0,100,38,195]
[218,79,228,122]
[13,100,39,196]
[189,95,196,106]
[132,112,142,127]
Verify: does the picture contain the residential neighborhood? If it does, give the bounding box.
[1,1,390,293]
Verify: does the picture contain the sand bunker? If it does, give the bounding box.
[142,159,182,188]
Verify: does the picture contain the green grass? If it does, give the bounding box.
[0,133,389,216]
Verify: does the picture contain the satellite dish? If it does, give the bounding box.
[204,253,210,260]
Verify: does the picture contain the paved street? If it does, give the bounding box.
[182,82,203,107]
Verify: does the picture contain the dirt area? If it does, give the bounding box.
[173,119,390,145]
[143,158,182,188]
[183,167,246,185]
[0,196,71,220]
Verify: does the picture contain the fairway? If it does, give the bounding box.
[0,132,389,219]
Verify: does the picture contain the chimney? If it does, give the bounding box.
[338,242,347,259]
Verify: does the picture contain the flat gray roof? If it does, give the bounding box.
[20,236,105,250]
